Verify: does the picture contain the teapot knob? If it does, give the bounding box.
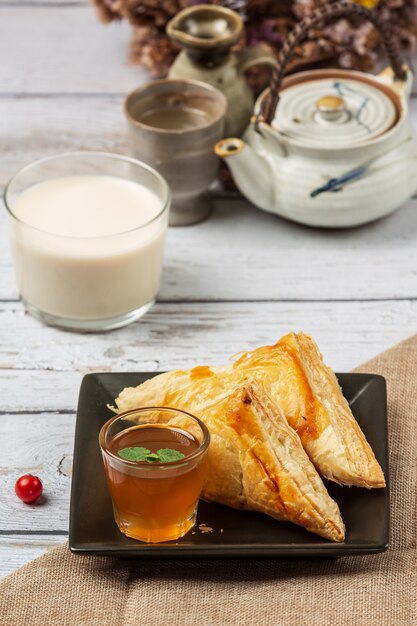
[315,96,346,122]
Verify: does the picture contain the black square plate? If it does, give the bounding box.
[69,372,389,557]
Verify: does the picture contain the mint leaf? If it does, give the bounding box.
[145,452,160,463]
[117,446,185,463]
[118,447,151,462]
[156,448,185,463]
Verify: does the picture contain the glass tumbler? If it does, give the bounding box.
[99,407,210,543]
[4,152,170,332]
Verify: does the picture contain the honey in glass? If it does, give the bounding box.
[99,408,210,543]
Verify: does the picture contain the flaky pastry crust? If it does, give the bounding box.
[122,381,346,542]
[116,332,385,489]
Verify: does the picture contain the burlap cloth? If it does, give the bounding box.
[1,335,416,626]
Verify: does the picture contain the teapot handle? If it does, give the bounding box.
[260,0,407,125]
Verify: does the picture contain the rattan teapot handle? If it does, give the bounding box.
[260,0,407,125]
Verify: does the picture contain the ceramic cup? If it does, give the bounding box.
[125,79,227,226]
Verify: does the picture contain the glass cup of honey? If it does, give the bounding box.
[99,407,210,543]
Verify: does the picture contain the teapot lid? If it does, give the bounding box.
[272,70,399,147]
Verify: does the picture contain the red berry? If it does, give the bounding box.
[15,474,43,504]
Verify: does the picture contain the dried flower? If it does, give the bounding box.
[90,0,417,78]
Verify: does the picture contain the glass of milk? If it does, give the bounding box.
[4,152,170,331]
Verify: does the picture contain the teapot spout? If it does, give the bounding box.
[215,138,275,210]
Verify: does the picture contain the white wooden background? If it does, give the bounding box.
[1,0,417,578]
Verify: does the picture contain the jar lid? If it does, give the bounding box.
[272,73,398,147]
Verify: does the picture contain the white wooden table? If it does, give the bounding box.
[1,0,417,578]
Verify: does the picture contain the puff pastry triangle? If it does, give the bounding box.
[123,381,346,542]
[116,332,384,489]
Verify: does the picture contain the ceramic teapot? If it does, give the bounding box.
[167,4,276,138]
[215,2,417,228]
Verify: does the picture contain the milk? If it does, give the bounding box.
[9,175,168,323]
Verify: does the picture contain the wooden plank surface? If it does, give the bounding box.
[0,95,127,186]
[0,413,73,533]
[0,0,84,4]
[1,0,417,580]
[1,298,415,574]
[0,410,72,575]
[0,536,65,579]
[0,6,145,94]
[1,300,416,381]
